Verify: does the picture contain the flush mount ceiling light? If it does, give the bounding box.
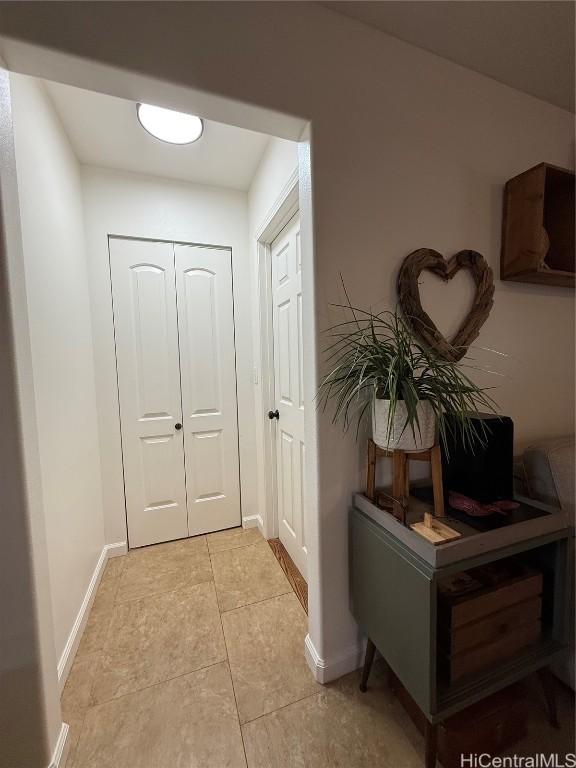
[136,103,204,144]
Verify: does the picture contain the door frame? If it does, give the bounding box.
[254,169,299,541]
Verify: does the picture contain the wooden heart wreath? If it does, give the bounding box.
[397,248,494,361]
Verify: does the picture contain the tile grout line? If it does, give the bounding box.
[219,604,250,767]
[207,538,262,562]
[62,703,89,768]
[209,535,252,763]
[69,533,296,766]
[112,577,215,607]
[220,588,321,745]
[72,551,220,720]
[207,532,264,555]
[111,545,213,606]
[78,545,217,665]
[207,538,265,556]
[209,539,294,615]
[218,588,296,616]
[76,550,226,710]
[68,561,124,755]
[83,658,232,710]
[208,538,290,615]
[208,549,226,614]
[74,535,269,662]
[240,688,323,729]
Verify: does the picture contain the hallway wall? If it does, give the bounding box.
[0,67,62,768]
[248,138,299,531]
[81,166,255,545]
[11,74,106,667]
[0,6,573,749]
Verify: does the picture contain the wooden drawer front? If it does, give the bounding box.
[446,621,541,682]
[449,572,543,628]
[442,596,542,655]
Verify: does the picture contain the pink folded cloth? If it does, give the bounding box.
[448,491,520,517]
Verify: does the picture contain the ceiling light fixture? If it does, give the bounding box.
[136,103,204,144]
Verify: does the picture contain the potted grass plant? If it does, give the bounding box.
[319,293,498,454]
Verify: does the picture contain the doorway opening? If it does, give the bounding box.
[252,180,308,599]
[5,68,317,704]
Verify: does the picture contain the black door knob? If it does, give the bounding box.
[268,410,279,420]
[175,423,182,430]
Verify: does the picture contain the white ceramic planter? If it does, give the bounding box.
[372,398,436,452]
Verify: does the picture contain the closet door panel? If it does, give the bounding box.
[175,244,240,535]
[109,237,188,548]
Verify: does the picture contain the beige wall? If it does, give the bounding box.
[0,69,62,768]
[0,4,574,754]
[247,137,299,530]
[11,73,107,668]
[81,166,255,544]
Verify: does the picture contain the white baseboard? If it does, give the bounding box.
[304,634,365,684]
[106,540,128,558]
[242,514,264,532]
[48,722,69,768]
[57,541,127,690]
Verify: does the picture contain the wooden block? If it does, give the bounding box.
[411,519,461,544]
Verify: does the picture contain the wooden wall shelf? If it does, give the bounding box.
[501,163,575,288]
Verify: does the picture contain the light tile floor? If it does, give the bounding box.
[63,528,575,767]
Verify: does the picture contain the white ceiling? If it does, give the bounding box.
[44,80,271,191]
[323,1,575,112]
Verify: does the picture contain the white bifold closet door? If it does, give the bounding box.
[109,237,240,548]
[174,244,240,537]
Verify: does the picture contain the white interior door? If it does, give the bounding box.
[109,237,188,548]
[175,244,241,536]
[271,215,307,578]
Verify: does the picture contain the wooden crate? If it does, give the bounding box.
[438,562,543,683]
[390,672,528,768]
[439,596,541,655]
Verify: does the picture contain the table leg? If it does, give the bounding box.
[430,445,445,518]
[366,440,377,501]
[538,667,559,728]
[359,638,376,693]
[424,720,437,768]
[392,450,407,523]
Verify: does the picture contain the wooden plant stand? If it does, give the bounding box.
[366,439,460,544]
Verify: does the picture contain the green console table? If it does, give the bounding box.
[350,494,570,768]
